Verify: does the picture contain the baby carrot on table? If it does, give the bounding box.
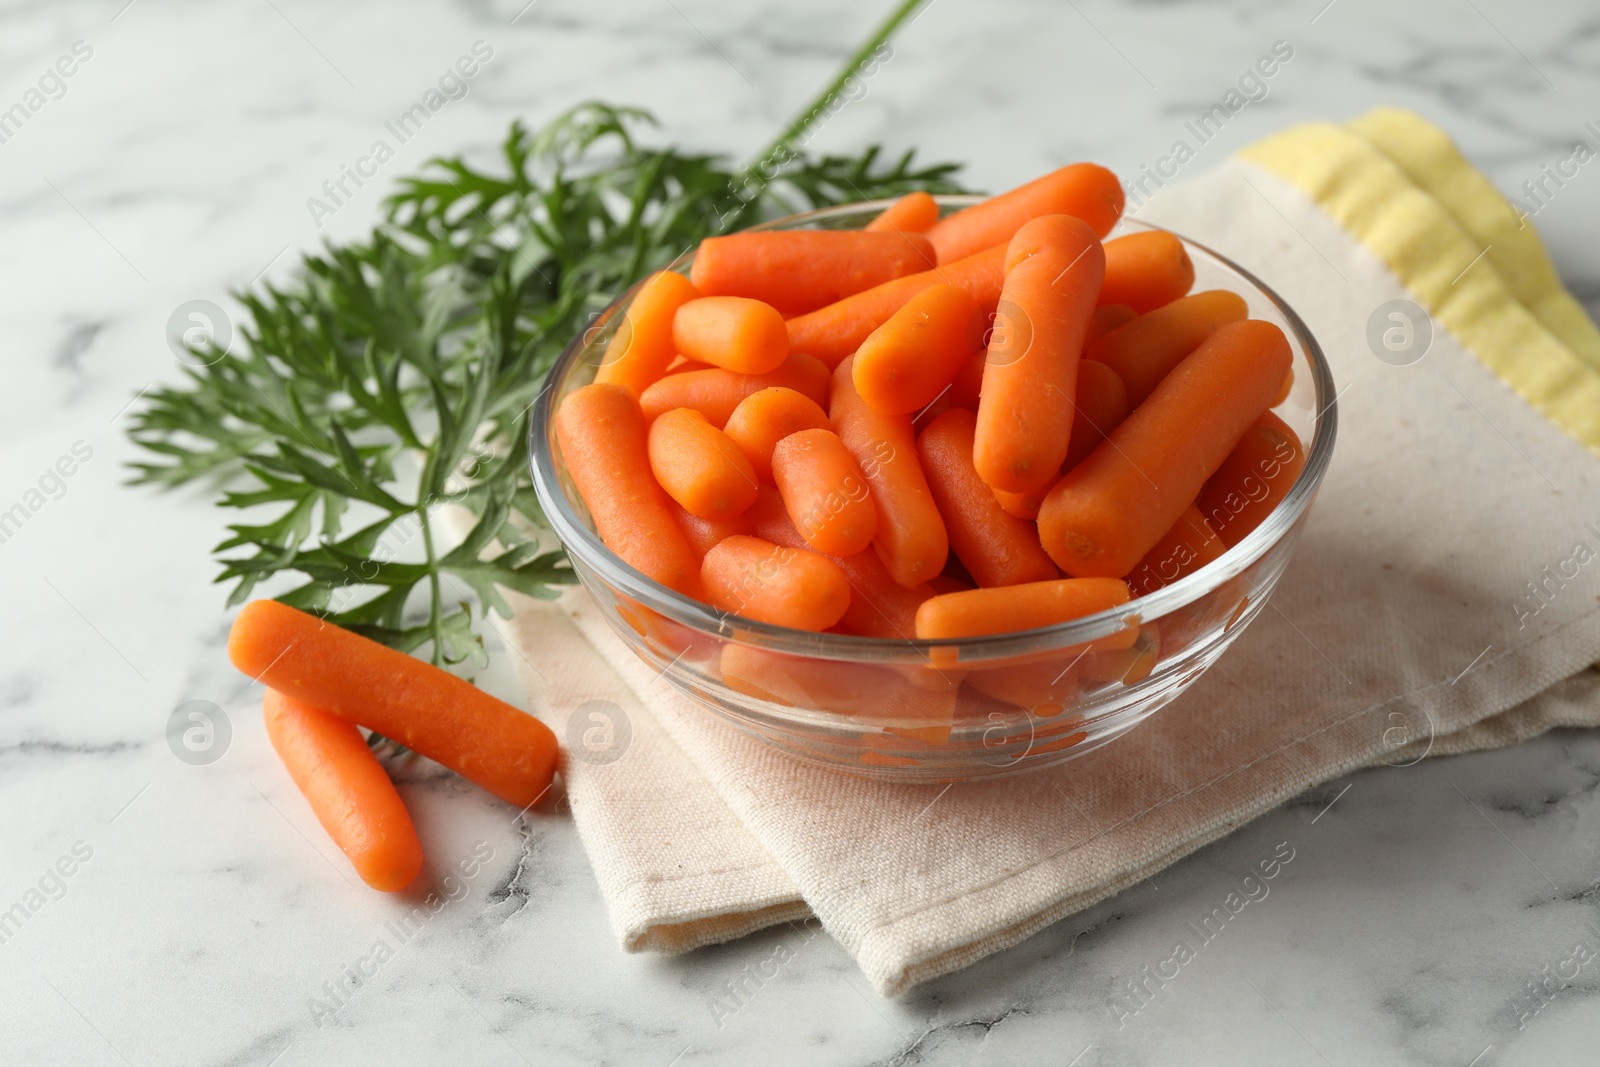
[785,243,1007,368]
[914,578,1131,639]
[556,383,701,596]
[974,214,1105,494]
[647,407,759,519]
[926,164,1125,263]
[832,358,948,588]
[700,535,851,632]
[723,387,831,483]
[263,690,423,893]
[851,283,982,415]
[689,230,934,316]
[639,353,831,426]
[1085,289,1248,406]
[229,601,559,810]
[771,428,879,557]
[1099,230,1195,313]
[865,190,941,235]
[1196,410,1307,547]
[1038,319,1293,578]
[672,296,788,375]
[593,270,701,397]
[917,408,1058,588]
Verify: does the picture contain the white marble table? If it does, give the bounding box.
[3,0,1599,1063]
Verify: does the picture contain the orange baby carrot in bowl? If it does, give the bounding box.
[1196,410,1307,547]
[1085,303,1137,346]
[556,383,700,596]
[1085,289,1248,406]
[1124,505,1225,598]
[948,350,986,410]
[639,353,831,426]
[832,358,949,588]
[917,409,1058,588]
[925,163,1125,263]
[745,484,935,639]
[669,501,751,562]
[594,270,702,397]
[1061,359,1131,472]
[700,535,851,631]
[690,230,934,316]
[1099,230,1195,313]
[852,283,982,415]
[771,428,879,557]
[866,190,941,234]
[915,577,1131,639]
[229,601,559,810]
[785,243,1007,368]
[974,214,1105,494]
[672,296,788,374]
[1038,319,1293,578]
[647,407,759,519]
[723,387,830,484]
[263,690,424,893]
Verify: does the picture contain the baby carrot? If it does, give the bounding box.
[786,243,1007,367]
[639,353,831,426]
[1272,367,1294,407]
[1061,359,1131,472]
[647,407,759,519]
[229,601,559,810]
[925,163,1124,264]
[723,387,831,483]
[1085,303,1137,346]
[865,190,941,234]
[771,428,879,557]
[990,356,1132,521]
[664,355,713,375]
[262,690,423,893]
[851,283,983,415]
[594,270,702,396]
[1038,319,1293,577]
[1085,289,1248,406]
[1124,505,1225,598]
[1098,230,1195,313]
[689,230,934,316]
[832,358,949,587]
[917,409,1058,587]
[915,578,1131,639]
[672,296,788,375]
[1195,411,1307,546]
[745,485,933,638]
[992,483,1052,522]
[556,383,700,595]
[974,215,1105,494]
[948,351,986,410]
[669,501,751,562]
[700,535,851,631]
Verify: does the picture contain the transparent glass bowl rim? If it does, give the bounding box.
[529,196,1338,666]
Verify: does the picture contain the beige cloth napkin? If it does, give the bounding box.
[475,112,1600,995]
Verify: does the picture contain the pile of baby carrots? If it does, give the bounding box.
[227,599,559,892]
[561,164,1306,645]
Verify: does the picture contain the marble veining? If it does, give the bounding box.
[2,0,1599,1063]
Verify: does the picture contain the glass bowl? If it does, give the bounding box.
[529,196,1337,783]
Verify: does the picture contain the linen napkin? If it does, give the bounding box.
[474,108,1600,996]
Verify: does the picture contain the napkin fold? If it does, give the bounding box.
[481,109,1600,995]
